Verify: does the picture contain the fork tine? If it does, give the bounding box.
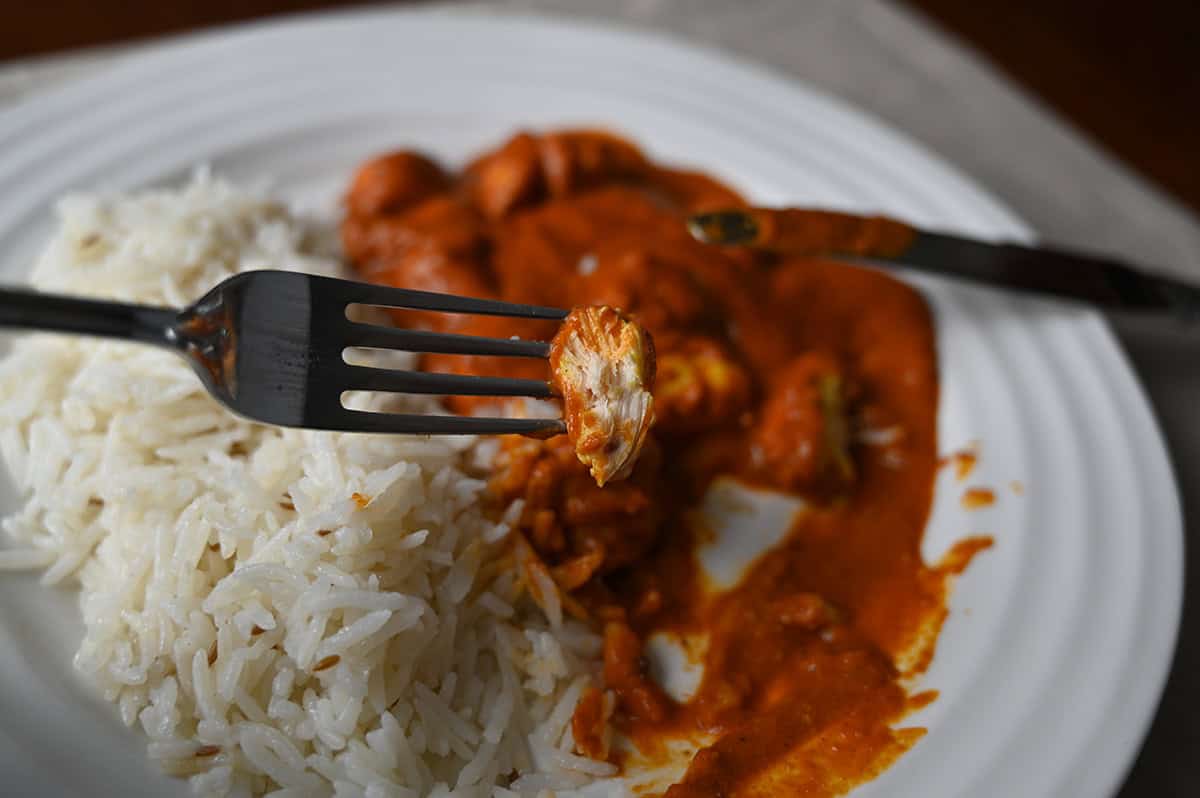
[344,322,551,358]
[343,365,555,398]
[329,277,568,320]
[329,410,566,436]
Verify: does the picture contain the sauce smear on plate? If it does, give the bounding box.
[342,129,989,796]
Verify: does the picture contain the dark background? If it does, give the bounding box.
[2,2,1197,796]
[2,0,1198,215]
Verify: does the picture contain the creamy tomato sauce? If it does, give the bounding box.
[342,129,987,796]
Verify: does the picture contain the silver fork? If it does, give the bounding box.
[0,270,568,436]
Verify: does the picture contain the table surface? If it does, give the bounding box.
[1,1,1197,795]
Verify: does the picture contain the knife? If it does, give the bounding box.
[687,208,1200,321]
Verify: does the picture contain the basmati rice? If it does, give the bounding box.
[0,173,615,797]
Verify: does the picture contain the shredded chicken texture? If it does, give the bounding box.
[549,306,656,487]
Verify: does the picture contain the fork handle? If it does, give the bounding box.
[0,286,181,347]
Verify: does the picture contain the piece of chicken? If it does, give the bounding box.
[550,306,656,487]
[753,352,856,496]
[652,335,753,433]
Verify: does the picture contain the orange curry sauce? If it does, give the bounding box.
[341,130,988,796]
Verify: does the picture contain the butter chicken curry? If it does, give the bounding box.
[341,129,988,797]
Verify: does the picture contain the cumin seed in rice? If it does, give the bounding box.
[312,655,340,672]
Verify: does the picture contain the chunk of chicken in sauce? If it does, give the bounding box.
[489,433,665,585]
[751,351,856,496]
[550,305,657,487]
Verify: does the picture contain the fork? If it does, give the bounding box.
[0,270,568,436]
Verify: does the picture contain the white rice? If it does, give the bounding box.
[0,173,614,797]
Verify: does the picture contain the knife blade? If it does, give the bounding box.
[687,208,1200,321]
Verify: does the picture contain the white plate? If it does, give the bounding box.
[0,9,1182,797]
